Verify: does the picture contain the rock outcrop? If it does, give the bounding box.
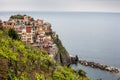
[52,35,71,65]
[79,60,119,73]
[70,55,119,73]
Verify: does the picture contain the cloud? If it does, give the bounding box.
[0,0,120,12]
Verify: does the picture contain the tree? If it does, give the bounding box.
[78,69,86,80]
[8,28,19,40]
[10,14,24,19]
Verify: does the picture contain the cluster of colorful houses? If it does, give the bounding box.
[0,15,58,55]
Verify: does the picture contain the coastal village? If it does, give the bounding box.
[0,15,82,80]
[0,14,119,74]
[0,14,58,59]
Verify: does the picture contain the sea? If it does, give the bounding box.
[0,12,120,80]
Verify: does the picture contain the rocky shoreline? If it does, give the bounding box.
[71,56,119,73]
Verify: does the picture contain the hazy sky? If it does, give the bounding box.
[0,0,120,12]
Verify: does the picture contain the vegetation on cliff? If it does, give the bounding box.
[0,28,89,80]
[10,14,34,21]
[8,28,19,40]
[10,14,24,19]
[45,31,70,65]
[53,35,70,65]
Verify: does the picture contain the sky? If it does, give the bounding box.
[0,0,120,12]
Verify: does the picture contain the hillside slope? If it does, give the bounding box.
[0,29,89,80]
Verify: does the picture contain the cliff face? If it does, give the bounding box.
[54,50,70,65]
[51,34,70,65]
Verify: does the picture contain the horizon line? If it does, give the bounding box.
[0,11,120,13]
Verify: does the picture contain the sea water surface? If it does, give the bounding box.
[0,12,120,80]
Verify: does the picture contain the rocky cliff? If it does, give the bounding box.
[53,35,71,65]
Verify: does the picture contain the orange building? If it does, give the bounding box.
[26,26,31,33]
